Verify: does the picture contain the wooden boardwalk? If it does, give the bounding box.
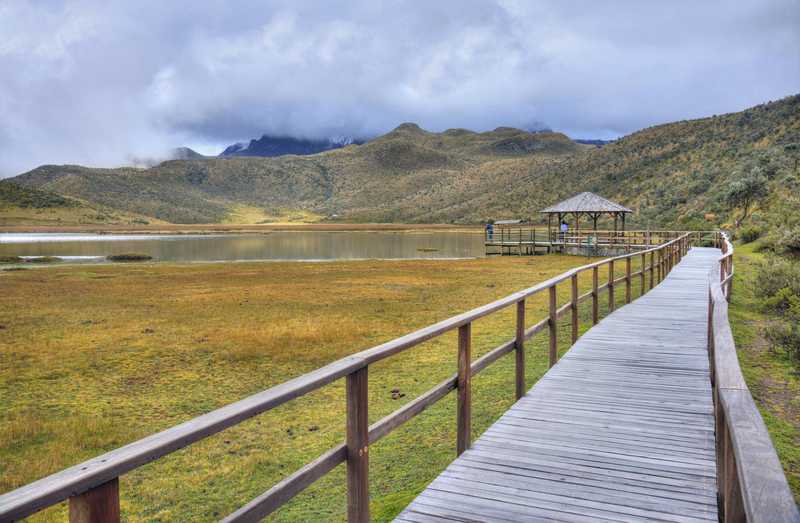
[395,248,721,523]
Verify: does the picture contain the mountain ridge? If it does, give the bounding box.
[7,96,800,228]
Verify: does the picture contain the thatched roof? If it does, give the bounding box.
[540,192,633,214]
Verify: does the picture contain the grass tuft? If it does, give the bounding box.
[107,253,153,261]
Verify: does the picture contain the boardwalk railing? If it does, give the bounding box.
[3,231,791,523]
[708,234,800,523]
[485,227,725,254]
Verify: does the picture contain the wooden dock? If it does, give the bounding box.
[395,248,721,523]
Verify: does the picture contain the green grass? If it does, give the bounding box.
[0,250,675,522]
[728,241,800,505]
[25,256,61,263]
[107,253,153,261]
[0,255,602,522]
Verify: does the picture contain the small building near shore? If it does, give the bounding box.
[540,192,633,233]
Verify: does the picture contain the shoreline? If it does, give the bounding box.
[0,223,483,235]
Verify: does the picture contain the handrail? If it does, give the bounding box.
[708,233,800,523]
[1,233,697,523]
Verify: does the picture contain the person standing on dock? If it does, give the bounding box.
[560,220,568,242]
[486,221,493,241]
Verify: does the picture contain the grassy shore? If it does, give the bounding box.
[1,252,656,522]
[0,223,481,235]
[728,242,800,502]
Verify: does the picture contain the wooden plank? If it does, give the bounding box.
[572,274,579,344]
[515,300,525,401]
[626,256,632,304]
[68,478,119,523]
[346,367,369,523]
[549,285,557,367]
[395,248,721,523]
[368,376,456,445]
[0,355,367,523]
[608,260,615,313]
[593,266,599,325]
[221,443,346,523]
[721,382,800,522]
[456,323,471,456]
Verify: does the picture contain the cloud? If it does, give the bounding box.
[1,0,798,177]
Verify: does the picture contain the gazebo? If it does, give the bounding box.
[540,192,634,233]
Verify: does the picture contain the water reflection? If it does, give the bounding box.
[0,233,485,263]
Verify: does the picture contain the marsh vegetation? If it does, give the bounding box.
[1,253,660,522]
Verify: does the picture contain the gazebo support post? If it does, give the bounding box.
[613,213,618,246]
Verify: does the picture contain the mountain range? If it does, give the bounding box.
[218,135,367,158]
[5,95,799,228]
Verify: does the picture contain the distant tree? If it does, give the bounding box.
[725,172,769,226]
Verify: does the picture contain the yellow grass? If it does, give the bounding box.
[1,254,630,522]
[219,204,325,225]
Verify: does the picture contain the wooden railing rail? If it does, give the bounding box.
[1,234,698,523]
[708,233,800,523]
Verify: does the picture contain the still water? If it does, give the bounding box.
[0,233,486,264]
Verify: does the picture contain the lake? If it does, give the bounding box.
[0,232,486,264]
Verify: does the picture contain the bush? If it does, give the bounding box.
[752,257,800,307]
[765,322,800,362]
[739,225,762,244]
[777,226,800,255]
[754,226,800,255]
[26,256,61,263]
[107,253,153,261]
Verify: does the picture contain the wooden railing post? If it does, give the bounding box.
[716,402,727,517]
[650,250,654,290]
[721,416,746,522]
[640,253,646,297]
[69,478,120,523]
[457,323,471,456]
[708,290,715,386]
[625,257,632,304]
[571,274,579,344]
[592,266,599,325]
[515,301,525,401]
[549,286,557,367]
[346,366,369,523]
[664,244,675,277]
[608,260,615,313]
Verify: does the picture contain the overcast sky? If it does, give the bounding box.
[1,0,798,178]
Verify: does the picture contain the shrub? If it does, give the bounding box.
[752,257,800,309]
[106,253,153,261]
[777,226,800,256]
[765,322,800,362]
[739,225,762,244]
[26,256,61,263]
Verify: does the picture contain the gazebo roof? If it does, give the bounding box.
[539,192,634,214]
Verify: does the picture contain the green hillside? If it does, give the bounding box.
[6,126,587,224]
[471,95,800,229]
[0,180,170,226]
[6,95,799,227]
